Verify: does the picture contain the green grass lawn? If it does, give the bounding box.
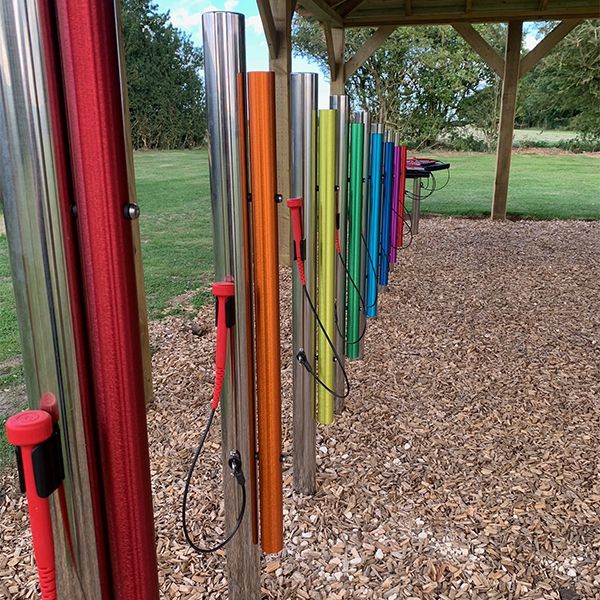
[134,150,213,317]
[420,151,600,219]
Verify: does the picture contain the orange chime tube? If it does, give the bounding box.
[247,71,283,554]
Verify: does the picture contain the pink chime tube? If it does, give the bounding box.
[390,141,402,264]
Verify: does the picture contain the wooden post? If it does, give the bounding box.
[267,0,294,264]
[115,5,154,406]
[325,25,346,94]
[491,20,522,220]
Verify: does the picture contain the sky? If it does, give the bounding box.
[155,0,332,107]
[155,0,540,108]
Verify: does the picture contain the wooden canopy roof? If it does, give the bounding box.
[298,0,600,27]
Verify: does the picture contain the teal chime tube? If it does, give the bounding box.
[365,124,384,318]
[317,110,337,425]
[346,121,364,359]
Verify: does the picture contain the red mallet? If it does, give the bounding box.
[287,197,306,286]
[5,410,57,599]
[211,281,235,410]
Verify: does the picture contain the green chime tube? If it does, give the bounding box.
[346,122,364,359]
[317,109,337,425]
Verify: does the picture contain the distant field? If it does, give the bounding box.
[419,151,600,220]
[513,128,578,143]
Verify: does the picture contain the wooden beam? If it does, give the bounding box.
[256,0,278,59]
[492,20,523,220]
[336,0,367,17]
[465,0,473,12]
[538,0,549,10]
[270,0,294,264]
[453,23,504,78]
[324,24,346,93]
[299,0,343,26]
[344,25,397,79]
[520,19,583,76]
[405,0,412,16]
[342,5,600,26]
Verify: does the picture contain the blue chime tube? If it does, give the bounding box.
[379,131,395,287]
[365,124,384,318]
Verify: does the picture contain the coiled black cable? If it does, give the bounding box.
[182,409,246,554]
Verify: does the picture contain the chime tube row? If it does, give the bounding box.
[379,134,395,286]
[290,73,317,495]
[247,71,283,554]
[357,110,371,358]
[365,125,384,318]
[330,96,348,407]
[346,122,365,360]
[202,11,260,595]
[390,134,402,265]
[317,110,337,425]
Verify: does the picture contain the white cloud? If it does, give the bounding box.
[246,15,265,37]
[524,32,538,51]
[224,0,239,10]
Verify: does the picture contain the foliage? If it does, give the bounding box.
[518,20,600,140]
[293,17,504,149]
[122,0,206,149]
[513,138,600,153]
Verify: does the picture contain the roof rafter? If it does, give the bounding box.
[298,0,343,26]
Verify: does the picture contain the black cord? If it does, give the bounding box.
[182,408,246,554]
[297,285,350,399]
[333,251,368,345]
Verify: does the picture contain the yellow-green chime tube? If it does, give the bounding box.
[317,109,337,425]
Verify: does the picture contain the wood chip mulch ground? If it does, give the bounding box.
[1,218,599,599]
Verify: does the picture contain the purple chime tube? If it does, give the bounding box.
[390,133,402,265]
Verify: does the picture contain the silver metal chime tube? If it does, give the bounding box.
[412,178,421,235]
[202,12,260,599]
[356,110,370,359]
[0,1,101,596]
[330,95,349,409]
[290,73,318,495]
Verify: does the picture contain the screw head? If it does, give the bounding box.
[124,203,140,220]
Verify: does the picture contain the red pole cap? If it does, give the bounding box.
[212,281,235,298]
[40,393,59,425]
[5,410,53,447]
[287,197,303,210]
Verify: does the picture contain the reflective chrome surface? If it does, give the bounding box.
[329,95,348,407]
[290,72,317,495]
[202,12,260,599]
[0,1,100,596]
[412,177,421,234]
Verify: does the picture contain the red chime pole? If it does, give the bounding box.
[54,1,159,597]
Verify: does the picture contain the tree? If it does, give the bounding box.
[122,0,206,149]
[519,20,600,139]
[292,17,504,148]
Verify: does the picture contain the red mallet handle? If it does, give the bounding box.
[286,197,306,286]
[211,281,235,410]
[5,410,57,600]
[39,393,75,565]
